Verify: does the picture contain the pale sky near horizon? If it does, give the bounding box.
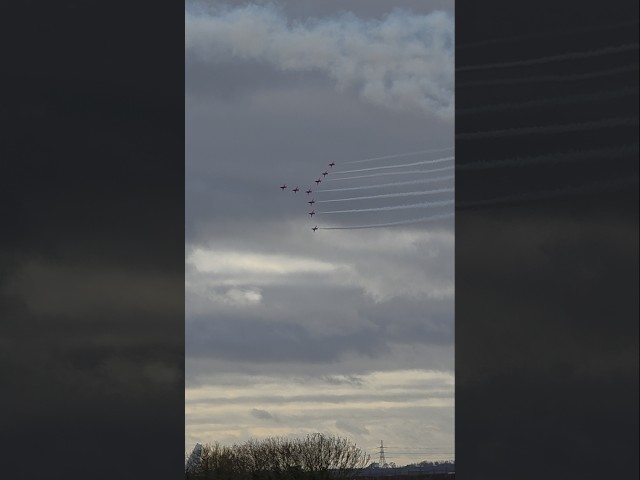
[185,0,455,465]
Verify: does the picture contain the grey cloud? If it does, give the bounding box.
[186,4,454,118]
[251,408,277,420]
[186,312,390,363]
[189,390,453,406]
[321,374,364,386]
[186,343,454,388]
[336,420,370,436]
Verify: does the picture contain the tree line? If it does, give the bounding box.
[185,433,370,480]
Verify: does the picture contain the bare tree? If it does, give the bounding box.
[186,434,369,480]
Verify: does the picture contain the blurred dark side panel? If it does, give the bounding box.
[455,1,639,478]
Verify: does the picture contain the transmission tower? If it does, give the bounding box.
[378,440,387,467]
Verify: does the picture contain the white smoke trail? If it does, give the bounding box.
[456,19,639,50]
[317,175,455,193]
[458,177,638,209]
[319,199,454,214]
[317,188,454,203]
[319,212,454,230]
[327,165,455,181]
[457,87,639,115]
[456,42,638,72]
[186,5,454,119]
[457,64,639,88]
[457,144,639,170]
[457,117,639,140]
[333,156,454,174]
[343,147,454,165]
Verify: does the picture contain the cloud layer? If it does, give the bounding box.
[186,4,454,119]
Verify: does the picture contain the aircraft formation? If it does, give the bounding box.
[279,161,335,230]
[280,147,455,231]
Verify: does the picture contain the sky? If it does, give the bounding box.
[185,0,455,465]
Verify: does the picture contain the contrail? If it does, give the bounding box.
[457,117,639,140]
[343,147,454,164]
[458,176,639,210]
[318,199,454,214]
[457,144,639,170]
[333,156,454,174]
[457,87,639,115]
[317,188,454,203]
[317,175,455,193]
[319,212,454,230]
[457,64,639,88]
[456,20,639,50]
[327,165,455,181]
[456,42,638,72]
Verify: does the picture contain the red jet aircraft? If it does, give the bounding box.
[292,187,299,193]
[308,199,315,205]
[315,178,322,185]
[305,189,312,195]
[280,184,287,190]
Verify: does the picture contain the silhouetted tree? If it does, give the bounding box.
[185,434,370,479]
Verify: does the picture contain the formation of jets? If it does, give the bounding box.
[280,161,336,230]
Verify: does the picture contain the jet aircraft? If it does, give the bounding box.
[308,210,315,217]
[280,184,287,190]
[312,225,318,232]
[322,171,329,176]
[292,187,299,193]
[305,189,313,195]
[315,178,322,185]
[329,162,335,167]
[308,199,315,205]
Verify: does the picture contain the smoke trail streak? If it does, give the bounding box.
[457,64,639,88]
[317,175,455,193]
[327,165,455,181]
[333,156,454,174]
[456,20,639,50]
[457,117,639,140]
[317,188,454,203]
[457,87,639,115]
[318,199,454,214]
[343,147,454,164]
[456,43,638,72]
[319,213,454,230]
[457,144,639,170]
[458,177,639,210]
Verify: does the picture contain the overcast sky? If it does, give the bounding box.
[185,0,455,464]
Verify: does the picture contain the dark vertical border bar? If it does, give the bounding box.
[456,1,639,478]
[1,2,185,477]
